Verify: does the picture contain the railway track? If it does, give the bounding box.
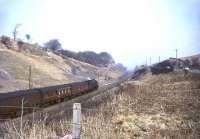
[29,78,127,121]
[0,74,131,124]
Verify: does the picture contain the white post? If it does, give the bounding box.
[20,98,24,138]
[72,103,81,139]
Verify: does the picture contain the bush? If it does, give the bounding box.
[0,36,12,48]
[44,39,62,52]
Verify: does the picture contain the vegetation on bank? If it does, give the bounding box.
[2,72,200,139]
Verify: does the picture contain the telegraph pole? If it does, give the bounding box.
[176,49,178,59]
[146,59,148,66]
[149,57,152,65]
[158,56,160,63]
[29,65,32,89]
[175,49,178,70]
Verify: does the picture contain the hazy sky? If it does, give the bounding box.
[0,0,200,69]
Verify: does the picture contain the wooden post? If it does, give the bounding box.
[72,103,81,139]
[20,98,24,138]
[97,72,99,82]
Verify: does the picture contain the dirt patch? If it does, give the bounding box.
[0,69,12,88]
[0,69,11,81]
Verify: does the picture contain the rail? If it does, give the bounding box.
[0,77,128,122]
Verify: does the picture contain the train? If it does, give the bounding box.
[0,79,98,118]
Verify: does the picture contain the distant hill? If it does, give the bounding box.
[149,53,200,74]
[111,63,127,73]
[166,54,200,70]
[181,54,200,69]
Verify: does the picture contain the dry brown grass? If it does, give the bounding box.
[1,72,200,139]
[0,45,121,93]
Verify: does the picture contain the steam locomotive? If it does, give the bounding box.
[0,79,98,118]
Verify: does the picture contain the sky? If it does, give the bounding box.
[0,0,200,69]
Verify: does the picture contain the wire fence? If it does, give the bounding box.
[0,106,41,110]
[0,102,200,139]
[0,103,130,139]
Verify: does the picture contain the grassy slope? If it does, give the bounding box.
[0,43,121,93]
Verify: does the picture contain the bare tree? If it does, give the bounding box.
[0,36,12,48]
[13,24,22,41]
[25,34,31,42]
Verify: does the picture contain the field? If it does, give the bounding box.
[2,72,200,139]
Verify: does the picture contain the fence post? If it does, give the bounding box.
[72,103,81,139]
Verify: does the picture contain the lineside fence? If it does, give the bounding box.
[1,88,200,138]
[0,103,132,139]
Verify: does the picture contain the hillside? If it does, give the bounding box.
[146,53,200,76]
[161,54,200,70]
[0,39,122,93]
[107,72,200,138]
[182,53,200,69]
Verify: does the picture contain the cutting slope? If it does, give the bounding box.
[0,42,122,93]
